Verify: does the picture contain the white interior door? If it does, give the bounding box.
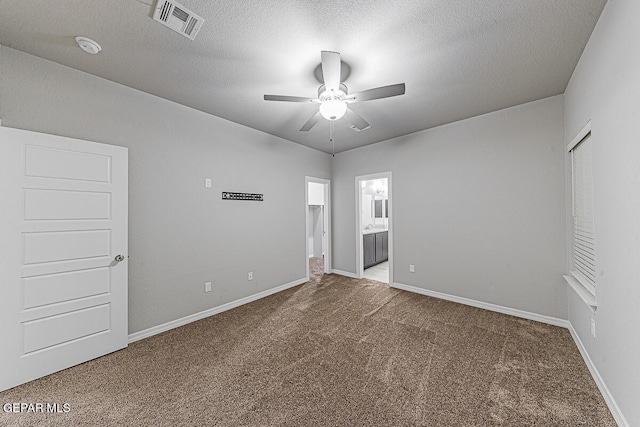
[0,127,128,392]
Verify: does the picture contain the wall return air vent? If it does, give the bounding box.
[153,0,204,40]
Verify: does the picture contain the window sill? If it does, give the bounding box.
[564,275,597,310]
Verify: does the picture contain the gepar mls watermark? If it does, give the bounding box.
[3,403,71,413]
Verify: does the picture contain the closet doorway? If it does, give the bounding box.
[305,177,331,282]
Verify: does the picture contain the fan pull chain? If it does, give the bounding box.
[330,121,335,157]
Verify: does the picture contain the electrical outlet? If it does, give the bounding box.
[409,265,415,273]
[205,178,212,188]
[591,319,596,338]
[205,282,212,293]
[248,272,253,281]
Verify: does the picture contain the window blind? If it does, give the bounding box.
[571,133,595,292]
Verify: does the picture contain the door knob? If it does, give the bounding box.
[114,254,125,263]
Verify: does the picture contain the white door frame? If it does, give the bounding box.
[355,172,393,283]
[305,177,332,280]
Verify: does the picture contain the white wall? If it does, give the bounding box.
[307,207,314,257]
[564,0,640,424]
[361,179,388,229]
[0,46,331,334]
[332,95,567,319]
[312,207,323,258]
[361,194,374,228]
[307,182,325,257]
[308,181,324,206]
[307,205,324,258]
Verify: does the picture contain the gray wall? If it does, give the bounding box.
[332,96,567,319]
[564,0,640,424]
[0,46,331,334]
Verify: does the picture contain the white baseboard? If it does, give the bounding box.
[128,278,307,344]
[567,324,629,427]
[391,282,569,328]
[331,269,359,279]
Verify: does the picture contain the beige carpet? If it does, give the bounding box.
[309,256,324,282]
[0,274,615,426]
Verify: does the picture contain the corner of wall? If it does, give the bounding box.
[0,43,4,124]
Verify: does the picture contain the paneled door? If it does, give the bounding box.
[0,127,128,391]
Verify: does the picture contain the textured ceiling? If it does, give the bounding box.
[0,0,607,153]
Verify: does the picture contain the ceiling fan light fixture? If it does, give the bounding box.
[263,50,405,137]
[319,99,347,121]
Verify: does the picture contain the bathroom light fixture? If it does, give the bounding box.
[319,99,347,121]
[75,36,102,54]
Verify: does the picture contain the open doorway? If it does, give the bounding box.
[356,172,393,284]
[305,177,331,282]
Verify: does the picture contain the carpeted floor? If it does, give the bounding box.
[0,274,615,426]
[309,256,325,282]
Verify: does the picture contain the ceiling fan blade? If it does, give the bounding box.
[321,51,341,93]
[344,108,371,132]
[264,94,317,103]
[347,83,405,102]
[300,111,321,132]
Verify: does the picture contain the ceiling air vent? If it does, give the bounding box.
[152,0,204,40]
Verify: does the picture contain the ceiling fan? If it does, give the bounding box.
[264,51,405,141]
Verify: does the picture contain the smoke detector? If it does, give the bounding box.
[75,37,102,54]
